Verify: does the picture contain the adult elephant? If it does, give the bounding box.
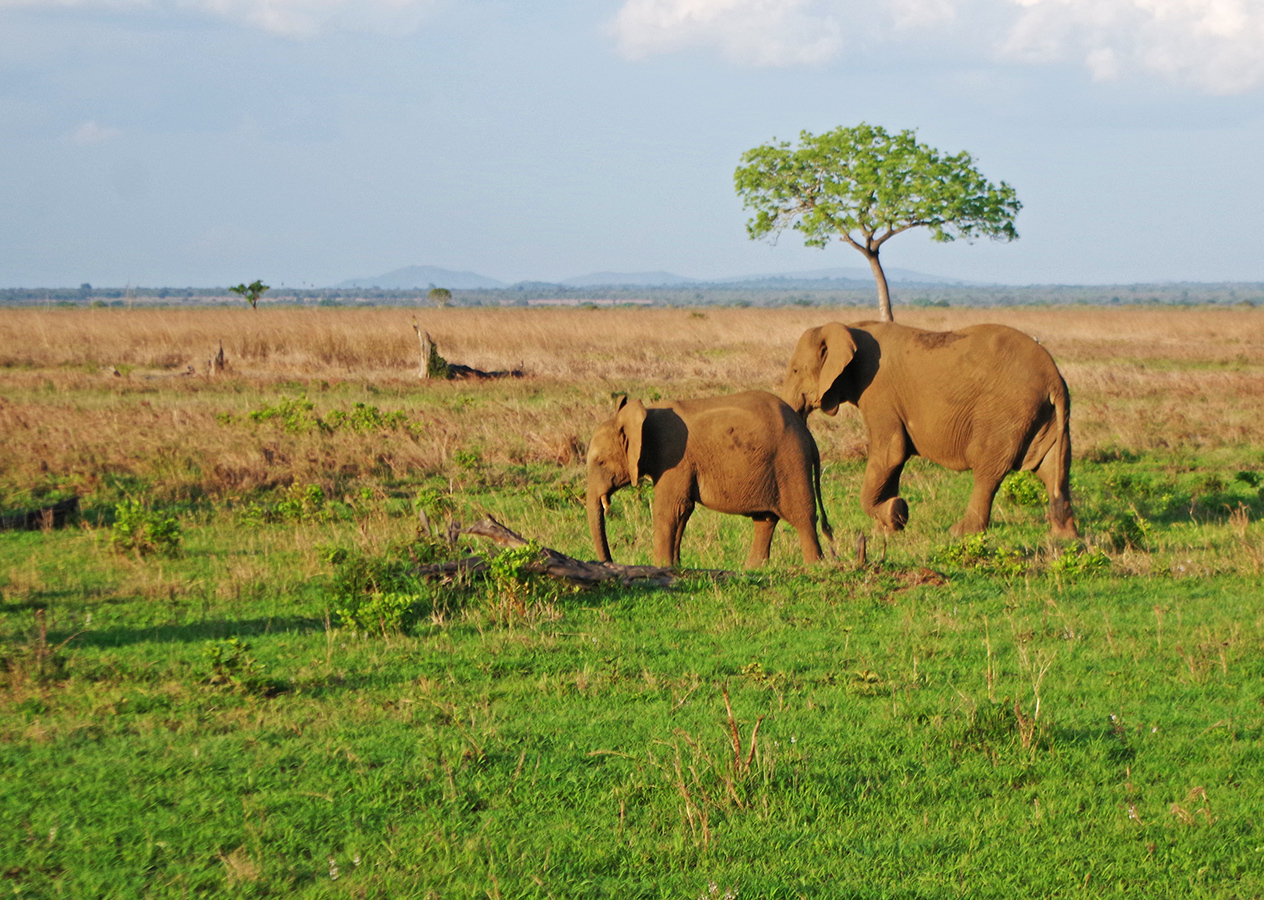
[586,391,833,568]
[782,321,1077,538]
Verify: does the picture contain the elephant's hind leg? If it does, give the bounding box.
[746,514,778,568]
[1035,447,1077,539]
[952,466,1007,536]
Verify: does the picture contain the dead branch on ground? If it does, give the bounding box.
[412,515,728,587]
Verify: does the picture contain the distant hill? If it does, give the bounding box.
[561,271,694,287]
[334,264,970,291]
[337,265,507,290]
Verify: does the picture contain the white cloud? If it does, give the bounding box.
[0,0,449,38]
[612,0,844,67]
[611,0,1264,93]
[71,121,123,144]
[1002,0,1264,93]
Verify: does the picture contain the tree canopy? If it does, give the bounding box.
[734,123,1021,321]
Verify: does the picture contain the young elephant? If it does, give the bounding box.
[586,391,833,568]
[782,321,1076,538]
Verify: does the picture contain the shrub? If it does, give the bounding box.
[325,402,409,434]
[931,534,1026,577]
[247,396,323,433]
[1049,546,1111,576]
[1000,471,1046,507]
[239,482,332,525]
[326,538,451,635]
[336,591,424,637]
[109,499,182,558]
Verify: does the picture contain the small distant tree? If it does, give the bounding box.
[229,280,270,311]
[428,287,452,309]
[734,123,1021,322]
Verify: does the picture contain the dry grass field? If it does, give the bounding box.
[2,304,1263,511]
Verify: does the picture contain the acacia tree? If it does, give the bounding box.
[734,123,1021,322]
[229,279,269,311]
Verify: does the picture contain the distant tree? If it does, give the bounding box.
[428,287,452,309]
[229,280,270,311]
[734,123,1021,322]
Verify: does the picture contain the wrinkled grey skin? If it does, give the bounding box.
[782,321,1076,538]
[586,391,833,568]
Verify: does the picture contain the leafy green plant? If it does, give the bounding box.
[931,534,1025,576]
[326,537,452,635]
[453,448,482,470]
[239,482,332,525]
[109,499,182,558]
[1049,545,1112,576]
[201,637,282,695]
[247,396,323,433]
[1000,471,1046,507]
[202,637,262,686]
[325,402,409,434]
[1097,506,1154,551]
[336,591,424,637]
[485,541,560,625]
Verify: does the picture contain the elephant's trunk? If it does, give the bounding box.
[587,488,613,563]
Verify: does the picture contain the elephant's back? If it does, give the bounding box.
[673,391,799,427]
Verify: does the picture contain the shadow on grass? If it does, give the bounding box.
[46,615,327,649]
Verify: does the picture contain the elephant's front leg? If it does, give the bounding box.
[861,428,910,533]
[745,514,778,568]
[651,474,695,567]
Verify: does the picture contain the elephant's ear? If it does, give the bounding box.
[617,399,648,485]
[818,323,857,416]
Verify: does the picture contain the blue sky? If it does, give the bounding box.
[3,0,1263,288]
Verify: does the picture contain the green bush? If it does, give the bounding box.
[247,396,323,433]
[326,402,409,433]
[109,499,182,558]
[239,397,413,436]
[1049,546,1112,576]
[326,538,451,635]
[1000,471,1046,507]
[931,534,1025,576]
[239,483,332,525]
[336,590,424,637]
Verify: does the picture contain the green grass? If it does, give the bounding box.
[3,459,1264,897]
[4,364,1264,897]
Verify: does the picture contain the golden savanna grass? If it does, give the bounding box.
[1,304,1263,508]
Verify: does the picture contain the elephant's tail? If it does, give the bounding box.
[1048,379,1077,537]
[811,438,836,554]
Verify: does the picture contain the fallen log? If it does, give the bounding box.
[0,496,79,532]
[414,515,718,587]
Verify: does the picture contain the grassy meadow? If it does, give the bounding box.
[2,304,1263,898]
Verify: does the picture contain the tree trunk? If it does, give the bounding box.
[867,251,894,322]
